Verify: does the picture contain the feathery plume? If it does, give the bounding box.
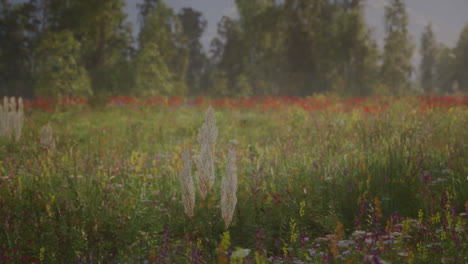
[195,143,215,201]
[195,106,218,200]
[14,97,24,142]
[221,145,238,229]
[197,106,218,153]
[179,149,195,218]
[6,97,16,140]
[40,123,55,153]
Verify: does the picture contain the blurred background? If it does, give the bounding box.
[1,0,467,98]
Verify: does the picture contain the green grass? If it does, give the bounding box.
[0,100,467,263]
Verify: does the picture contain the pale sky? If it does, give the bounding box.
[10,0,468,49]
[125,0,468,55]
[10,0,468,65]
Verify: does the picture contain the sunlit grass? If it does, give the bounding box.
[0,96,466,263]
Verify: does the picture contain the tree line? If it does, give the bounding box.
[0,0,467,98]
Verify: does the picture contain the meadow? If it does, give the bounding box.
[0,95,467,263]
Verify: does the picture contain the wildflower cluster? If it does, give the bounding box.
[0,95,465,263]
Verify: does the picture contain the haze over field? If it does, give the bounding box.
[2,0,468,97]
[125,0,468,51]
[1,1,468,263]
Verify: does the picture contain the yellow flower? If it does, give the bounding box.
[39,247,45,262]
[46,204,52,218]
[290,218,298,243]
[418,209,424,224]
[299,201,305,218]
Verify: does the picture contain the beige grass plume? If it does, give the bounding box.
[195,106,218,200]
[197,105,218,153]
[7,97,16,140]
[40,123,55,153]
[1,97,11,138]
[221,145,238,229]
[179,149,195,218]
[14,97,24,142]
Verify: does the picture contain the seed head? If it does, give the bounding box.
[221,145,238,229]
[5,97,16,140]
[14,97,24,141]
[179,149,195,218]
[40,123,55,153]
[195,106,218,200]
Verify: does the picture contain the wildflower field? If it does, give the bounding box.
[0,95,467,263]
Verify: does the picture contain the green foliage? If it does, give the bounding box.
[420,24,437,93]
[209,70,230,96]
[1,99,466,262]
[454,23,468,92]
[381,0,414,95]
[211,16,247,95]
[235,74,252,97]
[324,7,379,96]
[2,0,468,97]
[435,44,456,93]
[213,1,380,97]
[0,1,37,96]
[34,30,92,97]
[136,0,189,96]
[27,0,133,97]
[135,42,174,96]
[178,7,208,94]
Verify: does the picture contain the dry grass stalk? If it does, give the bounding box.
[7,97,16,141]
[14,97,24,142]
[221,145,238,229]
[1,97,12,138]
[195,143,215,201]
[179,149,195,218]
[197,106,218,153]
[195,106,218,200]
[0,97,24,141]
[40,123,55,153]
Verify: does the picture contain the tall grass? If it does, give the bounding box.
[0,97,24,141]
[0,97,466,263]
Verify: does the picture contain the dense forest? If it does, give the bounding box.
[1,0,467,98]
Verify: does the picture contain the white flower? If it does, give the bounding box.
[231,248,250,259]
[352,230,366,237]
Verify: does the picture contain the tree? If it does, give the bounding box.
[134,42,174,96]
[420,23,437,93]
[453,23,468,93]
[34,30,92,97]
[42,0,133,95]
[282,0,325,95]
[434,44,456,93]
[322,5,379,96]
[207,0,379,96]
[210,16,248,96]
[380,0,414,95]
[212,0,289,96]
[135,0,188,96]
[237,0,286,96]
[178,8,208,94]
[0,0,38,97]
